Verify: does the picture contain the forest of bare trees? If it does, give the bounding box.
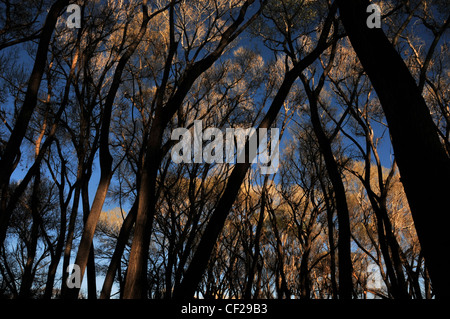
[0,0,448,301]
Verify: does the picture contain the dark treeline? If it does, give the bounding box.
[0,0,448,299]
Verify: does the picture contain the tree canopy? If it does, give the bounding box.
[0,0,448,300]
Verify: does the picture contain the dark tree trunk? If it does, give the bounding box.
[18,170,41,299]
[372,203,407,299]
[337,0,450,299]
[299,30,353,297]
[122,122,163,299]
[0,0,69,249]
[269,204,291,299]
[61,161,83,297]
[44,203,67,299]
[244,177,268,299]
[43,43,80,299]
[320,182,338,299]
[66,4,151,299]
[99,199,138,299]
[299,243,311,299]
[44,160,69,299]
[82,180,97,299]
[305,88,353,300]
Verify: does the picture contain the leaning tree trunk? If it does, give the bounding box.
[0,0,69,249]
[337,0,450,299]
[244,176,268,299]
[99,199,138,299]
[18,169,41,299]
[81,179,97,299]
[65,3,151,299]
[304,82,353,300]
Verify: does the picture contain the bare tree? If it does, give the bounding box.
[336,0,450,298]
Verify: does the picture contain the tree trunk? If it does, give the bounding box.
[269,204,291,299]
[122,118,164,299]
[0,0,70,248]
[320,182,338,299]
[61,161,83,297]
[300,62,353,299]
[18,169,41,299]
[309,102,353,299]
[337,0,450,299]
[82,180,97,299]
[99,199,138,299]
[44,177,69,299]
[66,5,151,299]
[43,42,80,299]
[299,242,311,299]
[44,205,67,298]
[244,177,268,299]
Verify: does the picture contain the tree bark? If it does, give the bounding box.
[337,0,450,299]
